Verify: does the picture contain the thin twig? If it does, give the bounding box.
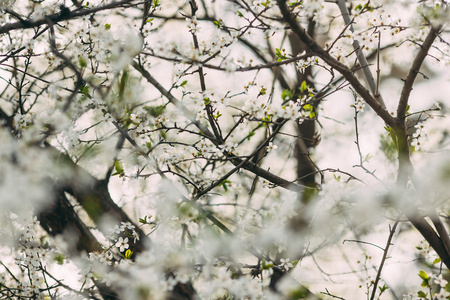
[336,0,386,109]
[369,221,398,300]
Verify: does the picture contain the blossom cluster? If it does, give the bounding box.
[0,0,448,299]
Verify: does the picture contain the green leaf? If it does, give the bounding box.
[218,179,231,192]
[247,131,255,141]
[287,286,309,299]
[261,259,274,270]
[259,87,267,96]
[433,257,441,264]
[213,20,221,28]
[364,3,374,11]
[143,105,166,117]
[118,70,129,102]
[303,104,313,111]
[78,56,87,68]
[419,270,431,287]
[54,253,65,265]
[300,80,307,93]
[125,249,133,259]
[115,160,124,175]
[281,89,293,102]
[275,48,282,57]
[378,284,388,293]
[180,80,188,87]
[418,270,429,280]
[417,291,427,298]
[104,23,111,30]
[261,115,272,122]
[275,48,287,61]
[80,84,90,97]
[364,153,372,162]
[203,97,211,105]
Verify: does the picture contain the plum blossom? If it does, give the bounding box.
[435,289,450,299]
[186,16,200,33]
[265,142,278,152]
[79,267,93,285]
[411,122,427,151]
[279,258,294,271]
[218,141,238,153]
[275,101,301,119]
[242,98,267,119]
[222,58,237,73]
[433,274,449,288]
[116,237,129,252]
[64,127,82,150]
[296,55,316,73]
[351,97,365,112]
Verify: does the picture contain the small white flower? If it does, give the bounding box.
[435,289,450,299]
[260,178,270,188]
[218,142,238,153]
[25,39,35,53]
[351,97,365,112]
[265,142,278,152]
[186,16,200,33]
[116,237,129,252]
[113,225,122,234]
[402,293,414,300]
[121,222,135,230]
[79,267,93,284]
[433,274,448,288]
[414,122,425,131]
[411,139,422,151]
[279,258,293,271]
[431,101,441,110]
[223,59,237,73]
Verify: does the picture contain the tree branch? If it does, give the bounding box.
[397,25,442,121]
[132,60,304,193]
[0,0,135,34]
[369,221,398,300]
[408,216,450,269]
[336,0,386,109]
[276,0,396,128]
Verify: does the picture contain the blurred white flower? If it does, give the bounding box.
[433,274,448,288]
[435,289,450,299]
